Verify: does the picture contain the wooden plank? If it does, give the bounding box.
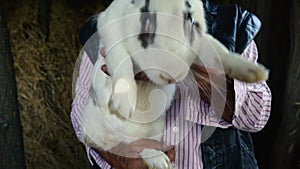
[0,3,26,169]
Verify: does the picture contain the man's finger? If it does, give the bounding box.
[101,65,110,75]
[100,47,106,57]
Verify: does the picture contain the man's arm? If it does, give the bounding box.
[70,51,112,168]
[231,41,271,132]
[189,41,271,132]
[190,64,235,122]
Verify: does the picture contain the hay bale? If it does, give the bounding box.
[6,0,103,168]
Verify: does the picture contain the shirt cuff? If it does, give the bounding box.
[232,80,271,132]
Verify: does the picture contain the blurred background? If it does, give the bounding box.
[0,0,298,169]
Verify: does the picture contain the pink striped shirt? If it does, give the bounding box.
[70,41,271,169]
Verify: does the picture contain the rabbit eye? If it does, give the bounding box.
[187,12,194,24]
[184,11,194,25]
[184,1,193,24]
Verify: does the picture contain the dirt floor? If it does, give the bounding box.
[4,0,105,168]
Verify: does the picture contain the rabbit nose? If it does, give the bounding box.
[160,74,176,84]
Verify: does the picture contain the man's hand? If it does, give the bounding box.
[95,139,175,169]
[190,64,235,122]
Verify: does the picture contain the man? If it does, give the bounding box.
[71,0,271,168]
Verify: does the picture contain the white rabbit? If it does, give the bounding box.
[81,0,269,168]
[82,57,176,168]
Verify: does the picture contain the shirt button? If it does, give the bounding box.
[173,126,178,132]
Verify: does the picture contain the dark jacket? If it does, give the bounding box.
[79,1,261,169]
[201,1,260,169]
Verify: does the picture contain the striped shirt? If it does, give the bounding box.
[70,41,271,169]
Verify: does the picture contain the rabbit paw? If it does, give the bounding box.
[140,149,173,169]
[228,61,269,83]
[110,78,137,118]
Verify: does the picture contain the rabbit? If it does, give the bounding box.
[81,0,269,168]
[82,57,176,168]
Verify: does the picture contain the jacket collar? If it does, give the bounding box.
[202,0,261,53]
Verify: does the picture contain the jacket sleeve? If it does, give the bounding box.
[70,51,112,169]
[231,41,272,132]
